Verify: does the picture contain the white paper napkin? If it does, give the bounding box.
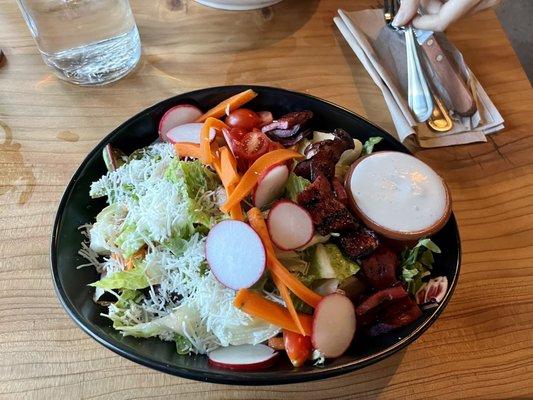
[334,9,505,148]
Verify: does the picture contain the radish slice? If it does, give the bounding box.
[159,104,202,141]
[253,164,290,208]
[208,344,279,371]
[221,127,238,156]
[166,123,216,144]
[267,200,314,250]
[258,111,274,126]
[206,220,266,290]
[312,293,356,358]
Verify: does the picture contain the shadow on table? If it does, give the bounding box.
[334,28,397,135]
[141,0,319,85]
[137,0,318,90]
[270,349,406,399]
[203,349,407,399]
[142,0,319,53]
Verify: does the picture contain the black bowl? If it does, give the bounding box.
[51,85,460,385]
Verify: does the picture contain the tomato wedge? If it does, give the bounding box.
[233,130,270,162]
[223,127,247,141]
[225,108,262,131]
[283,329,312,367]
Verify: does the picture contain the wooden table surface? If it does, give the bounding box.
[1,0,532,399]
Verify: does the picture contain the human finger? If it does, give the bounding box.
[392,0,422,27]
[412,0,479,31]
[421,0,443,14]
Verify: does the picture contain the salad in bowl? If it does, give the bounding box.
[78,89,452,371]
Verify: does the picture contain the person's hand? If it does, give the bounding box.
[392,0,500,31]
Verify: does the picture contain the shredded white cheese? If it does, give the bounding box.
[80,143,279,354]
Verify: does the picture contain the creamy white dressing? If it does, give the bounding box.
[349,152,447,233]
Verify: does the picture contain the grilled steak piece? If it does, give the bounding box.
[296,142,341,180]
[355,285,408,317]
[332,128,355,151]
[367,296,422,336]
[355,285,422,336]
[309,147,337,180]
[305,137,347,160]
[296,174,331,206]
[293,159,312,181]
[262,110,314,133]
[314,200,359,234]
[296,175,359,235]
[336,228,379,260]
[361,246,399,289]
[294,129,355,181]
[332,177,349,206]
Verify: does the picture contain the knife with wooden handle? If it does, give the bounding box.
[415,31,477,117]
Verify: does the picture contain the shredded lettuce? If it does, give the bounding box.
[117,305,193,339]
[165,159,218,194]
[362,136,383,155]
[114,223,145,258]
[175,334,195,355]
[275,248,316,287]
[286,243,359,290]
[335,140,363,180]
[296,138,312,155]
[108,156,224,258]
[165,158,225,230]
[103,289,146,329]
[292,296,314,315]
[312,131,336,142]
[400,238,441,294]
[284,173,310,202]
[90,263,160,290]
[90,144,225,255]
[326,244,360,280]
[276,250,309,276]
[162,236,190,257]
[90,143,174,203]
[83,144,282,355]
[309,243,360,281]
[89,204,127,255]
[261,251,316,314]
[297,234,331,250]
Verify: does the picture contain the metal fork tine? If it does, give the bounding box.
[385,0,405,31]
[394,0,401,17]
[383,0,392,24]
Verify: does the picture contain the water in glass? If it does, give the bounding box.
[17,0,141,85]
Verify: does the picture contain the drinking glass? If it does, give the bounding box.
[16,0,141,86]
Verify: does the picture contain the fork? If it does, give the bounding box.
[383,0,396,25]
[384,0,434,123]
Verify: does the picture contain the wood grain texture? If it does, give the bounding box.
[0,0,532,399]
